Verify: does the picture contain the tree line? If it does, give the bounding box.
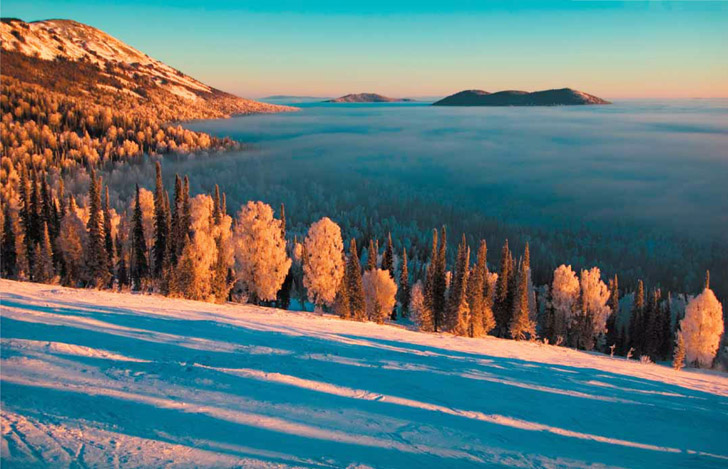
[1,162,724,371]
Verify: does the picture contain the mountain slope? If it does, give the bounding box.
[434,88,610,106]
[1,280,727,468]
[1,18,293,119]
[326,93,414,103]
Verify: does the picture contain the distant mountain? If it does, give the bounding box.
[326,93,415,103]
[264,95,331,100]
[433,88,610,106]
[0,18,293,118]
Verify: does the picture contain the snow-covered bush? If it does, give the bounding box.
[363,268,398,324]
[303,217,344,310]
[681,288,724,368]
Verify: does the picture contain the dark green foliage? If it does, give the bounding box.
[103,185,114,279]
[152,162,168,278]
[348,240,366,321]
[131,184,148,291]
[432,226,447,332]
[398,248,410,317]
[2,203,17,278]
[381,232,394,278]
[367,238,377,271]
[85,169,110,287]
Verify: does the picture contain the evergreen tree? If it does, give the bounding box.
[103,185,114,279]
[57,179,66,218]
[510,257,534,340]
[1,203,17,278]
[474,240,495,335]
[672,331,686,371]
[169,174,183,264]
[424,229,438,325]
[367,238,377,271]
[447,234,469,332]
[213,184,221,224]
[705,270,710,290]
[381,232,394,278]
[115,233,128,289]
[279,202,286,241]
[606,275,619,347]
[211,233,231,303]
[152,162,168,278]
[433,226,447,332]
[644,287,662,359]
[333,264,351,319]
[660,292,674,360]
[85,169,110,287]
[629,280,645,355]
[494,239,512,336]
[347,239,366,321]
[33,222,55,283]
[182,175,191,239]
[131,184,148,291]
[398,248,410,317]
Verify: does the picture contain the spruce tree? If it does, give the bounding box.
[629,279,645,354]
[169,174,183,264]
[367,238,377,271]
[333,263,351,319]
[103,185,114,279]
[398,248,410,317]
[433,226,447,332]
[1,203,17,278]
[33,222,55,283]
[606,275,619,348]
[57,178,66,218]
[213,184,222,224]
[510,259,534,340]
[660,293,673,360]
[152,162,168,278]
[115,233,128,289]
[450,241,470,336]
[347,240,366,321]
[279,202,286,241]
[672,331,685,371]
[494,239,512,336]
[475,240,495,335]
[381,232,394,278]
[131,184,148,291]
[211,234,231,303]
[424,229,438,324]
[85,169,109,287]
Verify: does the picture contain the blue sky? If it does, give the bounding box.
[3,1,727,98]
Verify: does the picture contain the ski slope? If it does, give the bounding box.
[1,279,727,468]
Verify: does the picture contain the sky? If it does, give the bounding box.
[2,1,727,98]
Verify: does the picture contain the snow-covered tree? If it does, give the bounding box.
[410,281,433,331]
[32,222,55,283]
[576,267,611,350]
[680,287,724,368]
[303,217,344,310]
[58,197,87,286]
[363,268,398,324]
[550,264,579,343]
[233,201,291,302]
[673,331,686,371]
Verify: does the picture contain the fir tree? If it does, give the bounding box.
[367,238,377,271]
[494,239,512,336]
[131,184,148,291]
[381,232,394,278]
[424,229,438,325]
[606,275,619,348]
[660,292,673,360]
[333,267,351,319]
[705,270,710,290]
[169,174,183,264]
[57,179,66,218]
[85,169,110,287]
[398,248,410,317]
[279,202,286,241]
[1,203,17,278]
[673,331,686,371]
[629,279,645,354]
[510,257,534,340]
[211,233,231,303]
[103,185,114,279]
[433,226,447,332]
[447,234,469,332]
[347,239,366,321]
[152,162,168,278]
[213,184,222,224]
[115,233,128,289]
[33,222,55,283]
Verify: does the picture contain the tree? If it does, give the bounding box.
[130,184,148,291]
[510,259,535,340]
[333,267,351,320]
[494,239,513,336]
[1,203,17,278]
[629,280,645,354]
[381,232,394,277]
[103,185,114,279]
[169,174,183,264]
[84,169,109,287]
[410,281,433,332]
[279,202,286,241]
[433,226,447,331]
[32,222,55,283]
[469,240,494,336]
[606,275,619,349]
[673,331,686,371]
[347,239,366,321]
[58,196,87,286]
[233,201,291,303]
[680,287,724,368]
[152,161,168,278]
[448,235,470,335]
[398,248,410,317]
[366,238,377,271]
[424,229,438,327]
[550,264,579,345]
[303,217,345,310]
[363,268,398,324]
[576,267,611,351]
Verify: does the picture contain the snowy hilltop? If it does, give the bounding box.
[1,280,727,468]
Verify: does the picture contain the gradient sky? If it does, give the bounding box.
[3,1,727,98]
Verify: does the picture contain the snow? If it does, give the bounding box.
[1,279,727,468]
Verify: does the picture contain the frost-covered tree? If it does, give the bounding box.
[58,196,87,286]
[673,331,686,371]
[233,201,291,303]
[576,267,611,350]
[303,217,344,310]
[410,281,433,331]
[550,264,579,344]
[363,268,398,324]
[680,287,724,368]
[511,260,535,341]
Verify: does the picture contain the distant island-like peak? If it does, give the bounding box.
[326,93,414,103]
[433,88,610,106]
